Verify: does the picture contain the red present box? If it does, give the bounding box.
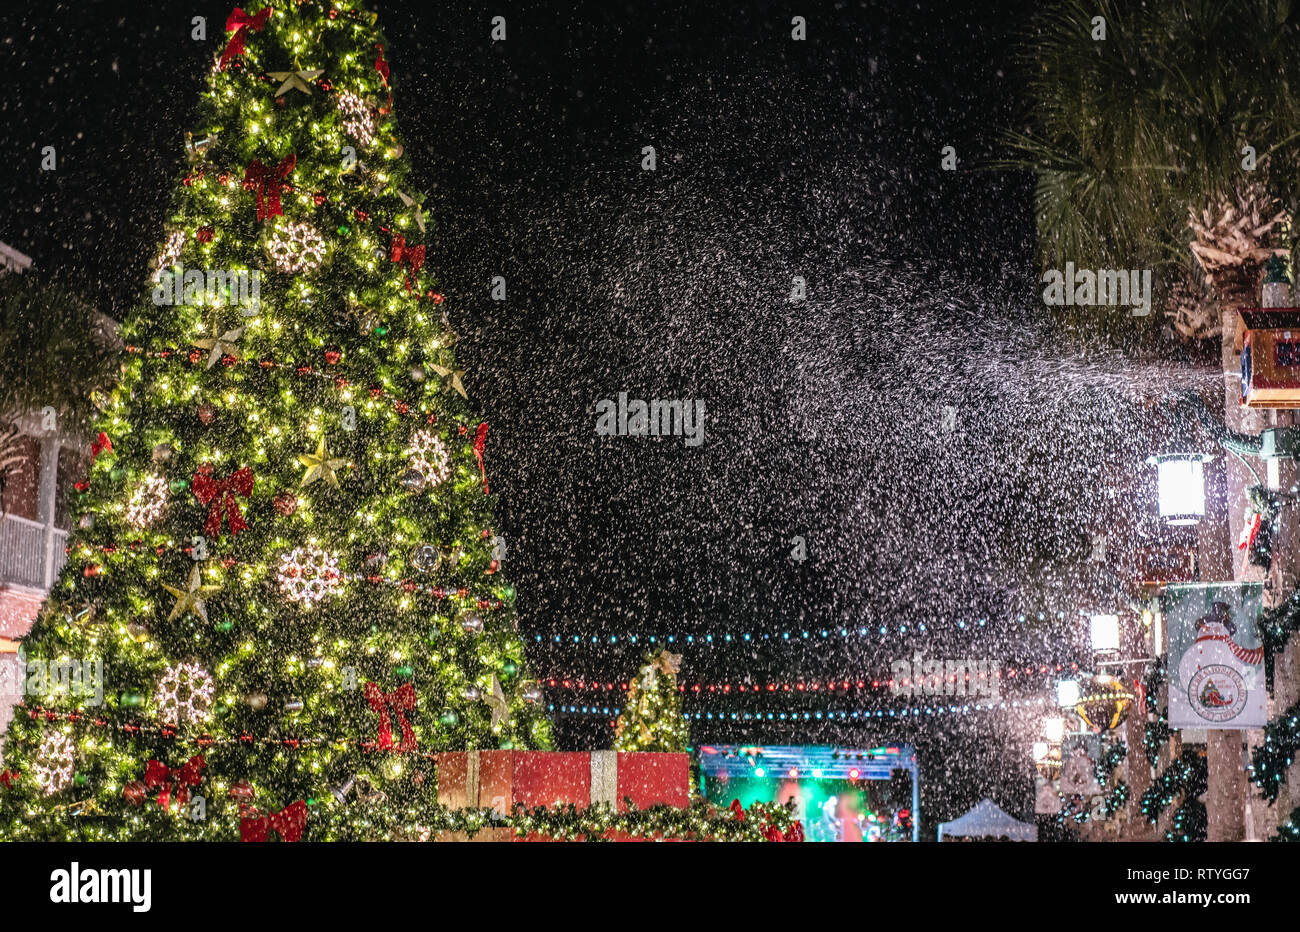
[435,750,690,841]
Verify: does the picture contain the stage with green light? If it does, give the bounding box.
[695,745,920,842]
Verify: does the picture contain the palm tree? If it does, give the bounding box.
[1006,0,1300,340]
[0,271,117,512]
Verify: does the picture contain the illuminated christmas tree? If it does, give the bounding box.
[0,1,550,840]
[614,649,689,753]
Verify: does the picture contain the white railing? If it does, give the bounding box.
[0,513,68,590]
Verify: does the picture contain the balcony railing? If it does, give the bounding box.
[0,513,68,590]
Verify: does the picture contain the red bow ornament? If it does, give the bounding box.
[374,43,393,114]
[191,465,254,537]
[389,235,425,293]
[243,153,296,222]
[91,432,113,458]
[729,798,745,821]
[240,799,308,842]
[364,681,417,751]
[144,755,206,810]
[473,422,490,495]
[219,6,271,70]
[0,769,18,788]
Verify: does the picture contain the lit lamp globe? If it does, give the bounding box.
[1146,452,1213,526]
[1033,741,1061,780]
[1075,673,1135,733]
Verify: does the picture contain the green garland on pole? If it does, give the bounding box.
[1276,807,1300,842]
[1251,698,1300,803]
[1142,661,1171,768]
[1139,749,1206,828]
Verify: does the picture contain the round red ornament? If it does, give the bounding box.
[197,403,217,425]
[229,780,255,801]
[196,227,214,243]
[123,780,147,805]
[324,348,342,365]
[313,190,327,206]
[272,491,298,516]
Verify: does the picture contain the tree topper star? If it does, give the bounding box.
[267,60,323,97]
[164,566,222,623]
[298,436,348,489]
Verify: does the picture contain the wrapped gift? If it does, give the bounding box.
[435,750,690,841]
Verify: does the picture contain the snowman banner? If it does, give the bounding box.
[1164,583,1266,730]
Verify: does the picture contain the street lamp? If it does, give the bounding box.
[1043,716,1065,743]
[1056,679,1080,707]
[1146,452,1213,525]
[1089,613,1120,652]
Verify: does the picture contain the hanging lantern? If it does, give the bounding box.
[1075,673,1135,733]
[1089,613,1121,653]
[1147,452,1212,526]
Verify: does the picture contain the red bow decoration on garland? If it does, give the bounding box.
[389,234,425,293]
[729,798,745,821]
[364,681,417,751]
[90,432,112,458]
[374,43,392,114]
[0,769,18,788]
[1238,512,1261,554]
[219,6,272,70]
[243,153,296,222]
[191,465,254,537]
[240,799,308,842]
[473,422,490,495]
[144,755,205,810]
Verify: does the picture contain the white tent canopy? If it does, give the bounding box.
[937,798,1037,842]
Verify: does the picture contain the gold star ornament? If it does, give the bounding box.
[486,675,509,733]
[164,566,222,623]
[267,61,323,97]
[193,326,244,370]
[298,437,348,489]
[430,363,468,400]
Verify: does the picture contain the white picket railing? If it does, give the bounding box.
[0,513,68,590]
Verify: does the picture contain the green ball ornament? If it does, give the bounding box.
[438,710,459,727]
[337,224,350,235]
[498,738,514,750]
[169,479,190,494]
[501,660,518,679]
[74,773,88,787]
[497,585,516,603]
[109,468,126,482]
[120,691,145,708]
[394,665,413,679]
[216,618,234,632]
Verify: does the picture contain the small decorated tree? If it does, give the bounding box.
[614,649,689,753]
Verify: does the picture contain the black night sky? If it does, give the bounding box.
[0,0,1059,827]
